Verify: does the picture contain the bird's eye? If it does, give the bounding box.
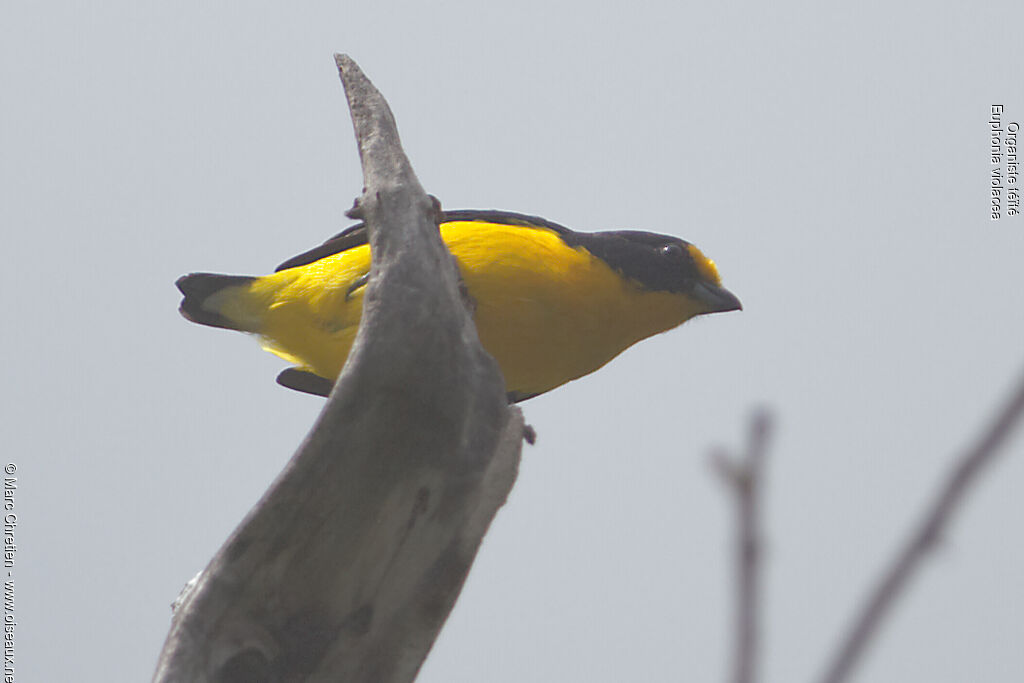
[660,243,685,261]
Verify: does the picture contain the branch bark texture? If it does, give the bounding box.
[153,54,521,683]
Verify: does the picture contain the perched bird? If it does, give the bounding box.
[177,210,741,401]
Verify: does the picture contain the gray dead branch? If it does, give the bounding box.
[153,54,523,683]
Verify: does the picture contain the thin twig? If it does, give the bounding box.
[817,369,1024,683]
[713,410,773,683]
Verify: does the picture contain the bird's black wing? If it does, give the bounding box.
[276,368,334,396]
[275,223,370,272]
[440,209,575,238]
[274,209,577,272]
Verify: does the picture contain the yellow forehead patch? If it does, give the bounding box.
[686,243,722,285]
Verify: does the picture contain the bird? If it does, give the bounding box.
[176,209,741,402]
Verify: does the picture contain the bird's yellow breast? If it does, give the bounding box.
[237,221,705,397]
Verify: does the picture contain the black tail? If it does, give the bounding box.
[176,273,257,331]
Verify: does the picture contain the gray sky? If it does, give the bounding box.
[4,1,1023,681]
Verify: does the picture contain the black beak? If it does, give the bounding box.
[692,281,742,314]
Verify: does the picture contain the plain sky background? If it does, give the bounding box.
[3,2,1023,681]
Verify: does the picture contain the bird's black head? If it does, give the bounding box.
[569,230,742,314]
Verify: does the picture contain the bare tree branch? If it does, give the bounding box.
[713,410,773,683]
[154,54,522,683]
[817,370,1024,683]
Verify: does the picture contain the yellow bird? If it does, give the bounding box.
[177,210,741,401]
